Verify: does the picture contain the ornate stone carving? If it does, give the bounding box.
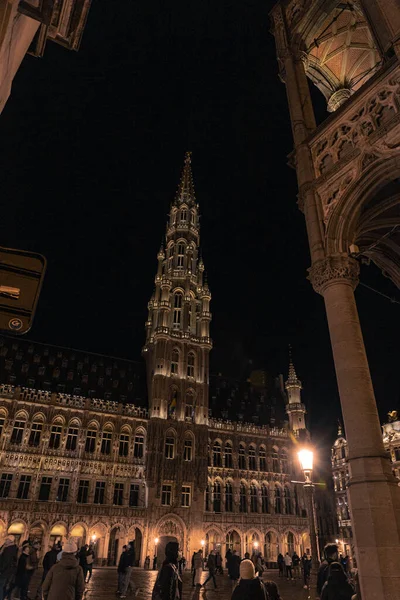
[308,255,360,295]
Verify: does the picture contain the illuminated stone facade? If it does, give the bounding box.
[0,154,313,565]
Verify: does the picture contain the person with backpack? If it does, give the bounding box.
[231,559,269,600]
[42,540,85,600]
[152,541,181,600]
[317,543,339,595]
[320,562,354,600]
[35,544,58,600]
[0,536,18,600]
[202,551,217,589]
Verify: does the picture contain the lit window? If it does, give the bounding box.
[134,435,144,458]
[0,474,12,498]
[173,294,183,329]
[49,425,62,450]
[171,350,179,375]
[101,431,112,455]
[119,433,129,457]
[187,353,195,378]
[29,422,42,447]
[181,485,191,507]
[184,439,193,461]
[161,484,172,506]
[165,437,175,459]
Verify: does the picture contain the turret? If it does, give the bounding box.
[285,351,306,432]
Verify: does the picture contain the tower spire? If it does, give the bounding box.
[174,151,196,206]
[286,345,301,387]
[285,346,306,432]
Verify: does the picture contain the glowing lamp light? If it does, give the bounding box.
[155,538,159,545]
[335,539,339,544]
[200,539,205,547]
[298,449,314,473]
[91,534,97,543]
[253,541,259,549]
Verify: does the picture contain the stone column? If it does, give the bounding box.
[309,254,400,600]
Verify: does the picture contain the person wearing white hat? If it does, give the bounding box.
[231,559,272,600]
[42,540,85,600]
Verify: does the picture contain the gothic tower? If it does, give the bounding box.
[285,354,306,432]
[143,152,212,424]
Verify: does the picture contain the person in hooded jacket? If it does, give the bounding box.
[317,543,339,595]
[118,541,136,598]
[192,549,203,587]
[320,562,354,600]
[231,559,268,600]
[0,536,17,600]
[34,544,58,600]
[42,540,85,600]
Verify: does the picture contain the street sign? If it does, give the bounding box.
[0,247,46,335]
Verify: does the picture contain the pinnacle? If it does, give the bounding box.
[286,347,301,387]
[174,151,196,206]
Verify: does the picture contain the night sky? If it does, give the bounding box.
[0,0,399,457]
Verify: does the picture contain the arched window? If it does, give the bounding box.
[224,443,233,468]
[250,484,258,512]
[187,353,195,378]
[239,484,247,513]
[85,426,97,453]
[177,243,185,268]
[205,481,211,511]
[119,429,130,457]
[190,210,196,224]
[249,446,256,470]
[66,421,79,451]
[134,432,145,458]
[165,434,175,459]
[29,418,43,447]
[213,482,221,512]
[286,532,295,555]
[272,449,279,472]
[180,210,187,222]
[213,441,222,467]
[261,485,269,513]
[239,444,246,469]
[275,486,282,513]
[184,437,193,461]
[171,349,179,375]
[259,446,267,471]
[101,426,113,455]
[185,392,194,421]
[173,293,183,329]
[49,421,63,449]
[284,487,292,514]
[281,451,288,473]
[225,482,233,512]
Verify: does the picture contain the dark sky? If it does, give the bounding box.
[0,0,399,453]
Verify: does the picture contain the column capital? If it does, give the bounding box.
[308,254,359,295]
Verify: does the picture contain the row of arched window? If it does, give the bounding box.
[169,207,197,228]
[209,441,289,473]
[3,412,145,459]
[205,481,297,515]
[170,348,196,378]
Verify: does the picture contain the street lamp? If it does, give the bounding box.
[297,448,320,597]
[200,539,205,548]
[253,541,259,552]
[91,534,97,544]
[154,537,159,570]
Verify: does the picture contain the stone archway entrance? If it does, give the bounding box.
[108,527,122,566]
[158,536,178,567]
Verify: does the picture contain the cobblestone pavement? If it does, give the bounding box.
[26,567,311,600]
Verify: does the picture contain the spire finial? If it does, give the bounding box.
[337,420,343,436]
[286,345,301,387]
[174,151,196,206]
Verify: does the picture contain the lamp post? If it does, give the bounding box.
[154,538,159,570]
[297,448,320,598]
[253,540,259,555]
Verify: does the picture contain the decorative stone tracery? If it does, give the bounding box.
[308,255,360,295]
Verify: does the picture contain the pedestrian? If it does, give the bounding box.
[244,552,250,560]
[340,554,349,574]
[151,541,181,600]
[284,552,293,580]
[35,544,58,599]
[231,559,269,600]
[193,549,203,587]
[78,544,87,577]
[117,545,128,595]
[145,555,151,570]
[14,545,31,600]
[277,553,284,578]
[226,549,232,571]
[202,551,217,589]
[85,544,95,583]
[317,543,339,595]
[118,541,136,598]
[320,562,354,600]
[292,551,301,580]
[42,540,85,600]
[229,550,241,586]
[255,554,264,577]
[215,552,223,575]
[0,536,18,600]
[301,553,311,589]
[153,555,158,570]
